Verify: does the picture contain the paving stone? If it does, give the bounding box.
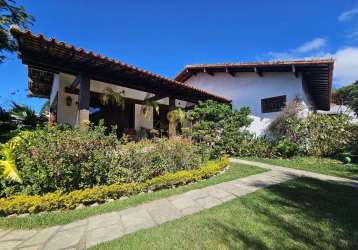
[169,196,198,210]
[146,200,182,224]
[180,203,203,216]
[86,222,124,248]
[18,245,43,250]
[196,196,222,209]
[120,209,156,234]
[182,189,209,200]
[0,230,11,239]
[43,225,86,250]
[59,219,87,231]
[0,240,22,250]
[19,227,59,248]
[0,230,38,242]
[218,193,236,203]
[88,212,121,231]
[205,186,233,199]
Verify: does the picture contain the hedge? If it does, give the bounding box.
[0,157,229,216]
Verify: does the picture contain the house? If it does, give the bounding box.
[10,27,229,137]
[175,60,334,135]
[11,27,334,136]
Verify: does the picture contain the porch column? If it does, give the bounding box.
[168,97,176,138]
[78,73,90,129]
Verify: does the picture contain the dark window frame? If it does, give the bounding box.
[261,95,286,113]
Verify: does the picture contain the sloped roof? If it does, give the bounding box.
[10,27,230,104]
[175,59,334,110]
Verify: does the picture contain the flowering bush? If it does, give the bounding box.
[267,101,354,157]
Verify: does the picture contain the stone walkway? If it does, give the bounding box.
[1,159,358,250]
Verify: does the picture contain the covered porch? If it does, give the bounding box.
[11,27,230,137]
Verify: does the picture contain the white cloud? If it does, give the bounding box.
[338,8,358,22]
[333,47,358,85]
[295,38,326,53]
[346,30,358,39]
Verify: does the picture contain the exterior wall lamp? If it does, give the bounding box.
[65,95,72,106]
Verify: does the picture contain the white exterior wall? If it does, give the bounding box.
[134,104,153,130]
[185,72,312,135]
[49,73,60,106]
[57,73,79,126]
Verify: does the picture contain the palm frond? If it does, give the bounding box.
[0,159,22,183]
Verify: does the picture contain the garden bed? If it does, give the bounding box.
[0,157,229,217]
[0,162,267,229]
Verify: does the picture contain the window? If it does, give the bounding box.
[261,95,286,113]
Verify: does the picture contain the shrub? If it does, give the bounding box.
[107,138,206,184]
[0,124,118,197]
[0,157,229,216]
[185,100,253,158]
[235,137,276,158]
[0,125,208,197]
[268,106,353,157]
[274,139,299,158]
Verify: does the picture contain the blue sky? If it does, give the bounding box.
[1,0,358,112]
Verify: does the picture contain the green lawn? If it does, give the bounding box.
[0,163,266,230]
[92,177,358,250]
[250,156,358,180]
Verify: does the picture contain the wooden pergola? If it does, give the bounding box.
[11,27,230,129]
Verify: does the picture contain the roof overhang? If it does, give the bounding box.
[175,60,334,110]
[10,27,230,104]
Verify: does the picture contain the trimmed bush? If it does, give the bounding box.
[0,157,229,216]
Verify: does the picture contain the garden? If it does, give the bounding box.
[0,98,357,233]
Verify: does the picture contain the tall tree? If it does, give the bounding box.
[0,0,34,63]
[334,81,358,116]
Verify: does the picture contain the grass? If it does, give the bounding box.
[0,162,266,230]
[249,156,358,180]
[92,177,358,250]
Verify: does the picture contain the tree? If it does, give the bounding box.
[0,0,34,63]
[334,81,358,116]
[9,101,39,129]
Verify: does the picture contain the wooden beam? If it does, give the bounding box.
[254,67,262,77]
[186,68,197,76]
[70,73,83,89]
[78,74,90,128]
[292,65,299,78]
[168,97,176,138]
[145,94,167,102]
[226,67,236,77]
[203,67,214,76]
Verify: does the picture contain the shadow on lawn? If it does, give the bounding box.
[210,177,358,249]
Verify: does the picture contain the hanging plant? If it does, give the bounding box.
[141,99,159,118]
[101,88,125,110]
[167,108,185,125]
